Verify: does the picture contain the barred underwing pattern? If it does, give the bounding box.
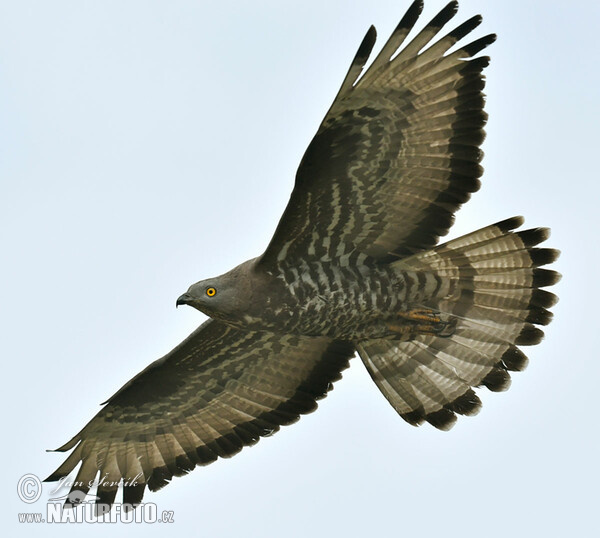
[46,1,560,513]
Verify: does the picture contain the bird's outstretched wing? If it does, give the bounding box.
[260,0,495,268]
[45,320,354,511]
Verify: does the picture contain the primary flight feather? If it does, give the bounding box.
[46,0,560,513]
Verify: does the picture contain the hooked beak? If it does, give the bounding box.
[176,293,193,308]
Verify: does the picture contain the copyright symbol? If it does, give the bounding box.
[18,474,42,504]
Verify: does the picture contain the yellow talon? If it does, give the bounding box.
[397,309,442,324]
[386,309,456,339]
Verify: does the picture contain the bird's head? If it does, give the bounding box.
[176,259,259,322]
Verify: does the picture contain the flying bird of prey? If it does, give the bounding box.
[46,0,560,513]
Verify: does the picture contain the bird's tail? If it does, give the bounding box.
[356,216,560,430]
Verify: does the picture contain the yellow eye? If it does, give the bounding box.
[206,287,217,297]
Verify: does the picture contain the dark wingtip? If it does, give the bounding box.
[448,14,483,41]
[195,445,219,466]
[430,1,459,30]
[481,367,512,392]
[398,0,424,31]
[517,227,550,247]
[401,409,425,427]
[516,325,545,346]
[495,215,525,233]
[123,483,146,508]
[174,454,196,476]
[147,466,173,492]
[531,288,559,309]
[462,34,497,56]
[356,25,377,63]
[95,486,118,512]
[530,248,560,268]
[525,306,554,326]
[532,268,562,288]
[501,346,529,372]
[426,407,457,431]
[450,389,482,416]
[461,56,491,75]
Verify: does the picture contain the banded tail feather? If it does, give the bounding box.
[42,1,560,513]
[357,217,560,430]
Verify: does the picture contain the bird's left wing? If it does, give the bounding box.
[260,1,495,268]
[45,319,354,512]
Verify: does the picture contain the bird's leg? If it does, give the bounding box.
[397,309,442,324]
[386,308,456,338]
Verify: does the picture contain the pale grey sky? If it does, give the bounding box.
[2,1,599,536]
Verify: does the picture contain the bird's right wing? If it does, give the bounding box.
[45,319,354,512]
